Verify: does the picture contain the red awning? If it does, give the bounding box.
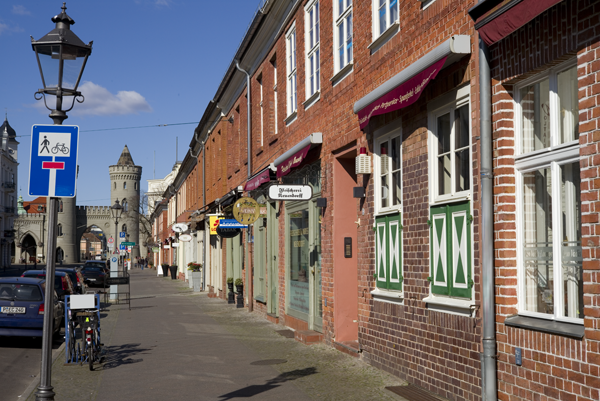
[276,144,311,178]
[357,57,447,129]
[244,168,272,191]
[473,0,563,46]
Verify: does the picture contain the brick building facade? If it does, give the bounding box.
[149,0,600,400]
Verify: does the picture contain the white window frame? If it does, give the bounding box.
[374,120,403,215]
[372,0,399,42]
[286,23,297,120]
[372,119,404,302]
[428,85,472,206]
[514,59,582,324]
[333,0,353,74]
[304,0,320,106]
[258,74,264,147]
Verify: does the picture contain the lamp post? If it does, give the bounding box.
[31,4,92,401]
[111,197,123,262]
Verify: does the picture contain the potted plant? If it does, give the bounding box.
[227,277,234,304]
[187,262,203,291]
[161,263,169,277]
[235,278,244,308]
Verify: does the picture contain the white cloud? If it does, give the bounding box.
[12,5,31,15]
[0,21,22,35]
[32,81,153,117]
[0,22,8,34]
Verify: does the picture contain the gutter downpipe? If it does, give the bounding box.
[479,19,497,401]
[235,60,253,312]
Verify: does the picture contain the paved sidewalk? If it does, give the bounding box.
[24,268,407,401]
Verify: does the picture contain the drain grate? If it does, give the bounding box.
[385,385,443,401]
[250,359,287,366]
[276,329,295,338]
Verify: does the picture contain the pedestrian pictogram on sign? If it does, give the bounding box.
[29,125,79,198]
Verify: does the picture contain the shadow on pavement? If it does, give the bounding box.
[217,367,317,400]
[101,343,151,370]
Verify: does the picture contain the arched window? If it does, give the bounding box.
[135,182,138,190]
[121,224,127,233]
[114,182,116,189]
[57,224,63,236]
[122,199,128,212]
[58,200,63,213]
[123,182,127,189]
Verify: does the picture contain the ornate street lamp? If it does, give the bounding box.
[111,198,123,268]
[31,2,92,125]
[31,4,92,401]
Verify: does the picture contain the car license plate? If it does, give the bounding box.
[88,278,96,281]
[1,306,26,314]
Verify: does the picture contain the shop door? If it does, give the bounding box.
[267,202,279,315]
[287,201,322,332]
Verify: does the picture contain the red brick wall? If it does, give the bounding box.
[489,1,600,400]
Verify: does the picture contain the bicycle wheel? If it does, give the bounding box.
[61,146,69,154]
[88,343,94,371]
[67,321,76,363]
[51,146,58,154]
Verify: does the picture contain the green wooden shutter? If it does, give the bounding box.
[387,213,403,291]
[449,202,471,299]
[430,205,449,295]
[375,216,388,289]
[375,213,403,291]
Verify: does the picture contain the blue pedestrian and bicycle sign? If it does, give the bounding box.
[29,124,79,198]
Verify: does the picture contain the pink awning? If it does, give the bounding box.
[474,0,563,46]
[244,168,271,191]
[357,56,447,129]
[276,144,311,178]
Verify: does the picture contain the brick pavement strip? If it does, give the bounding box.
[22,270,407,401]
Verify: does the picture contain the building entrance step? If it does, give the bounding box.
[294,329,323,345]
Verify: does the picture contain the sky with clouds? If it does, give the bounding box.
[0,0,262,205]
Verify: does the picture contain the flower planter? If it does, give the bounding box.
[161,265,169,277]
[227,283,235,304]
[192,271,202,292]
[235,284,244,308]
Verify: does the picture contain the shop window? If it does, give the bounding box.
[427,86,472,301]
[305,0,320,101]
[515,61,582,322]
[286,23,297,119]
[374,126,403,292]
[334,0,353,74]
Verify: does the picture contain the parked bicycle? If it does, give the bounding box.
[64,294,103,370]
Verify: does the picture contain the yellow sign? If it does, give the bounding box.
[209,216,221,235]
[232,197,260,225]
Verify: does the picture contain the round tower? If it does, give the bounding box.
[109,145,142,262]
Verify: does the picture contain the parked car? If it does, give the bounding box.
[56,267,85,294]
[0,277,63,338]
[83,260,109,274]
[21,270,76,301]
[80,265,107,288]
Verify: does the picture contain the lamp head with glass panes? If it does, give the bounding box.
[31,2,92,124]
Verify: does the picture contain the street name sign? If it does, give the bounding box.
[121,242,135,246]
[29,124,79,197]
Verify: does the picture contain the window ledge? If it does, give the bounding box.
[430,193,471,207]
[330,62,354,86]
[303,91,320,110]
[368,21,399,54]
[423,295,475,317]
[504,315,584,339]
[371,288,404,304]
[284,111,297,126]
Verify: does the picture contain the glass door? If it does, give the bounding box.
[287,206,310,321]
[311,204,322,332]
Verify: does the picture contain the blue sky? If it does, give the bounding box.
[0,0,263,205]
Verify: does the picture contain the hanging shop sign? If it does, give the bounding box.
[244,168,272,191]
[179,234,193,242]
[217,226,241,238]
[163,244,171,249]
[172,223,189,233]
[259,204,267,218]
[209,215,222,236]
[172,243,180,248]
[152,247,160,253]
[218,219,248,229]
[232,197,260,225]
[268,185,313,201]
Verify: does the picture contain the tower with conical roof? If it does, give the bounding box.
[109,145,142,261]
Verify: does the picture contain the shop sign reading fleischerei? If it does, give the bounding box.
[268,185,312,201]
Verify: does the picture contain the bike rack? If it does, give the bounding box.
[64,294,101,365]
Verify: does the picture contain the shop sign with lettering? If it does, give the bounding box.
[268,185,312,201]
